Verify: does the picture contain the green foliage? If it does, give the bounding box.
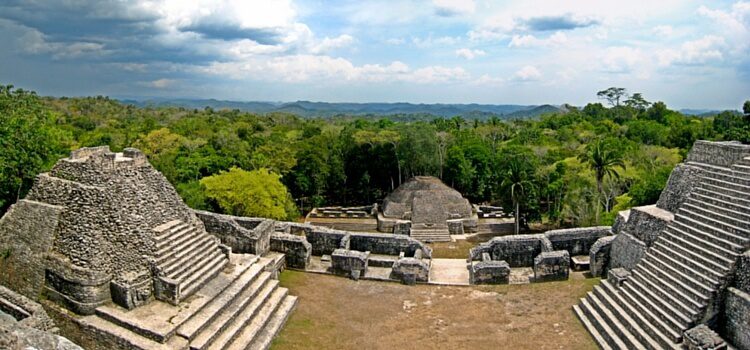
[629,166,672,206]
[0,247,11,260]
[200,167,298,220]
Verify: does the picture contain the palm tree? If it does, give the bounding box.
[500,156,535,234]
[578,138,626,222]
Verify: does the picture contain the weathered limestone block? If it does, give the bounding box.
[447,219,464,235]
[611,210,630,235]
[589,235,616,277]
[543,226,611,256]
[533,251,570,282]
[686,140,750,168]
[393,221,411,235]
[391,256,430,285]
[656,164,705,213]
[608,267,631,288]
[109,271,152,310]
[722,287,750,350]
[468,253,510,285]
[0,313,82,350]
[621,205,673,246]
[469,234,552,267]
[194,210,272,255]
[684,325,727,350]
[734,251,750,294]
[270,233,312,269]
[609,233,647,271]
[0,285,57,332]
[0,200,63,301]
[331,249,369,279]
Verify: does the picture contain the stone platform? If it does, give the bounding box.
[51,253,296,350]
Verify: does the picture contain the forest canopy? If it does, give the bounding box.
[1,84,748,228]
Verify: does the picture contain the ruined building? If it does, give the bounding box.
[305,176,514,242]
[0,147,296,350]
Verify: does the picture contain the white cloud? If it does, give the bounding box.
[18,24,110,59]
[513,65,542,81]
[432,0,476,16]
[600,46,646,73]
[508,32,568,48]
[311,34,355,54]
[455,48,486,59]
[142,79,176,88]
[652,25,674,37]
[657,35,726,67]
[412,35,461,48]
[385,38,406,45]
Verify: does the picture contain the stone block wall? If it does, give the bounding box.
[656,164,705,213]
[0,200,62,301]
[390,255,430,285]
[468,253,510,285]
[722,288,749,350]
[621,205,673,246]
[348,233,431,258]
[331,249,369,279]
[469,234,553,267]
[589,235,616,277]
[194,210,273,255]
[685,140,750,168]
[533,251,570,282]
[0,285,57,332]
[543,226,611,256]
[270,233,312,269]
[609,233,647,271]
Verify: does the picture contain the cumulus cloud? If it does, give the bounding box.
[432,0,476,16]
[311,34,355,54]
[513,65,542,81]
[520,14,599,31]
[455,48,486,59]
[657,35,726,66]
[508,32,568,48]
[652,25,674,37]
[141,78,176,88]
[600,46,646,73]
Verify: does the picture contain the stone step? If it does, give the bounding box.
[677,209,749,241]
[154,220,185,236]
[689,193,749,218]
[591,284,663,350]
[666,223,741,258]
[631,267,704,312]
[188,274,274,350]
[599,280,681,350]
[683,198,750,231]
[204,284,287,350]
[700,176,750,197]
[732,163,750,175]
[642,253,716,294]
[650,245,723,283]
[698,167,750,186]
[584,292,647,349]
[155,227,201,262]
[156,224,192,249]
[172,248,224,281]
[245,295,298,350]
[177,264,267,340]
[654,240,729,275]
[577,298,629,350]
[635,260,710,305]
[627,274,699,324]
[162,236,219,277]
[163,228,211,262]
[80,314,188,350]
[625,276,693,328]
[618,283,683,343]
[697,183,750,205]
[181,255,229,299]
[573,304,615,350]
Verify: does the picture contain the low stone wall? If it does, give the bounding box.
[656,164,705,213]
[734,251,750,294]
[0,285,57,332]
[43,254,112,315]
[390,255,430,285]
[686,140,750,168]
[621,205,673,246]
[194,210,272,255]
[611,210,630,235]
[468,234,553,267]
[533,251,570,282]
[331,249,369,279]
[609,233,647,271]
[589,236,616,277]
[468,253,510,285]
[270,233,312,269]
[543,226,611,256]
[0,312,82,350]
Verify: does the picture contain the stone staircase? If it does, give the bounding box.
[86,253,297,350]
[410,227,451,242]
[574,157,750,349]
[153,220,229,304]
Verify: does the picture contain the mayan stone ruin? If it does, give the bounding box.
[0,140,748,349]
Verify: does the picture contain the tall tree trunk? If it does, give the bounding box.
[515,201,520,235]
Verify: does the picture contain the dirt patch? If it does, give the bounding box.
[273,270,598,350]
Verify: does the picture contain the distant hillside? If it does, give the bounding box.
[120,98,564,119]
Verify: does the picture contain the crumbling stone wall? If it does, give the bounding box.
[331,249,369,279]
[270,233,312,269]
[195,210,272,255]
[609,233,647,271]
[621,205,673,246]
[469,234,552,267]
[722,288,749,350]
[0,312,82,350]
[543,226,611,256]
[656,164,704,213]
[685,140,750,168]
[0,200,62,301]
[391,253,430,285]
[533,251,570,282]
[468,253,510,285]
[0,285,56,332]
[589,236,615,277]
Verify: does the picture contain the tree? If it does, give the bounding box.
[597,87,628,107]
[500,155,535,234]
[578,138,626,223]
[744,100,750,121]
[624,93,650,111]
[200,167,297,220]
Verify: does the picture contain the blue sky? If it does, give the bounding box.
[0,0,748,109]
